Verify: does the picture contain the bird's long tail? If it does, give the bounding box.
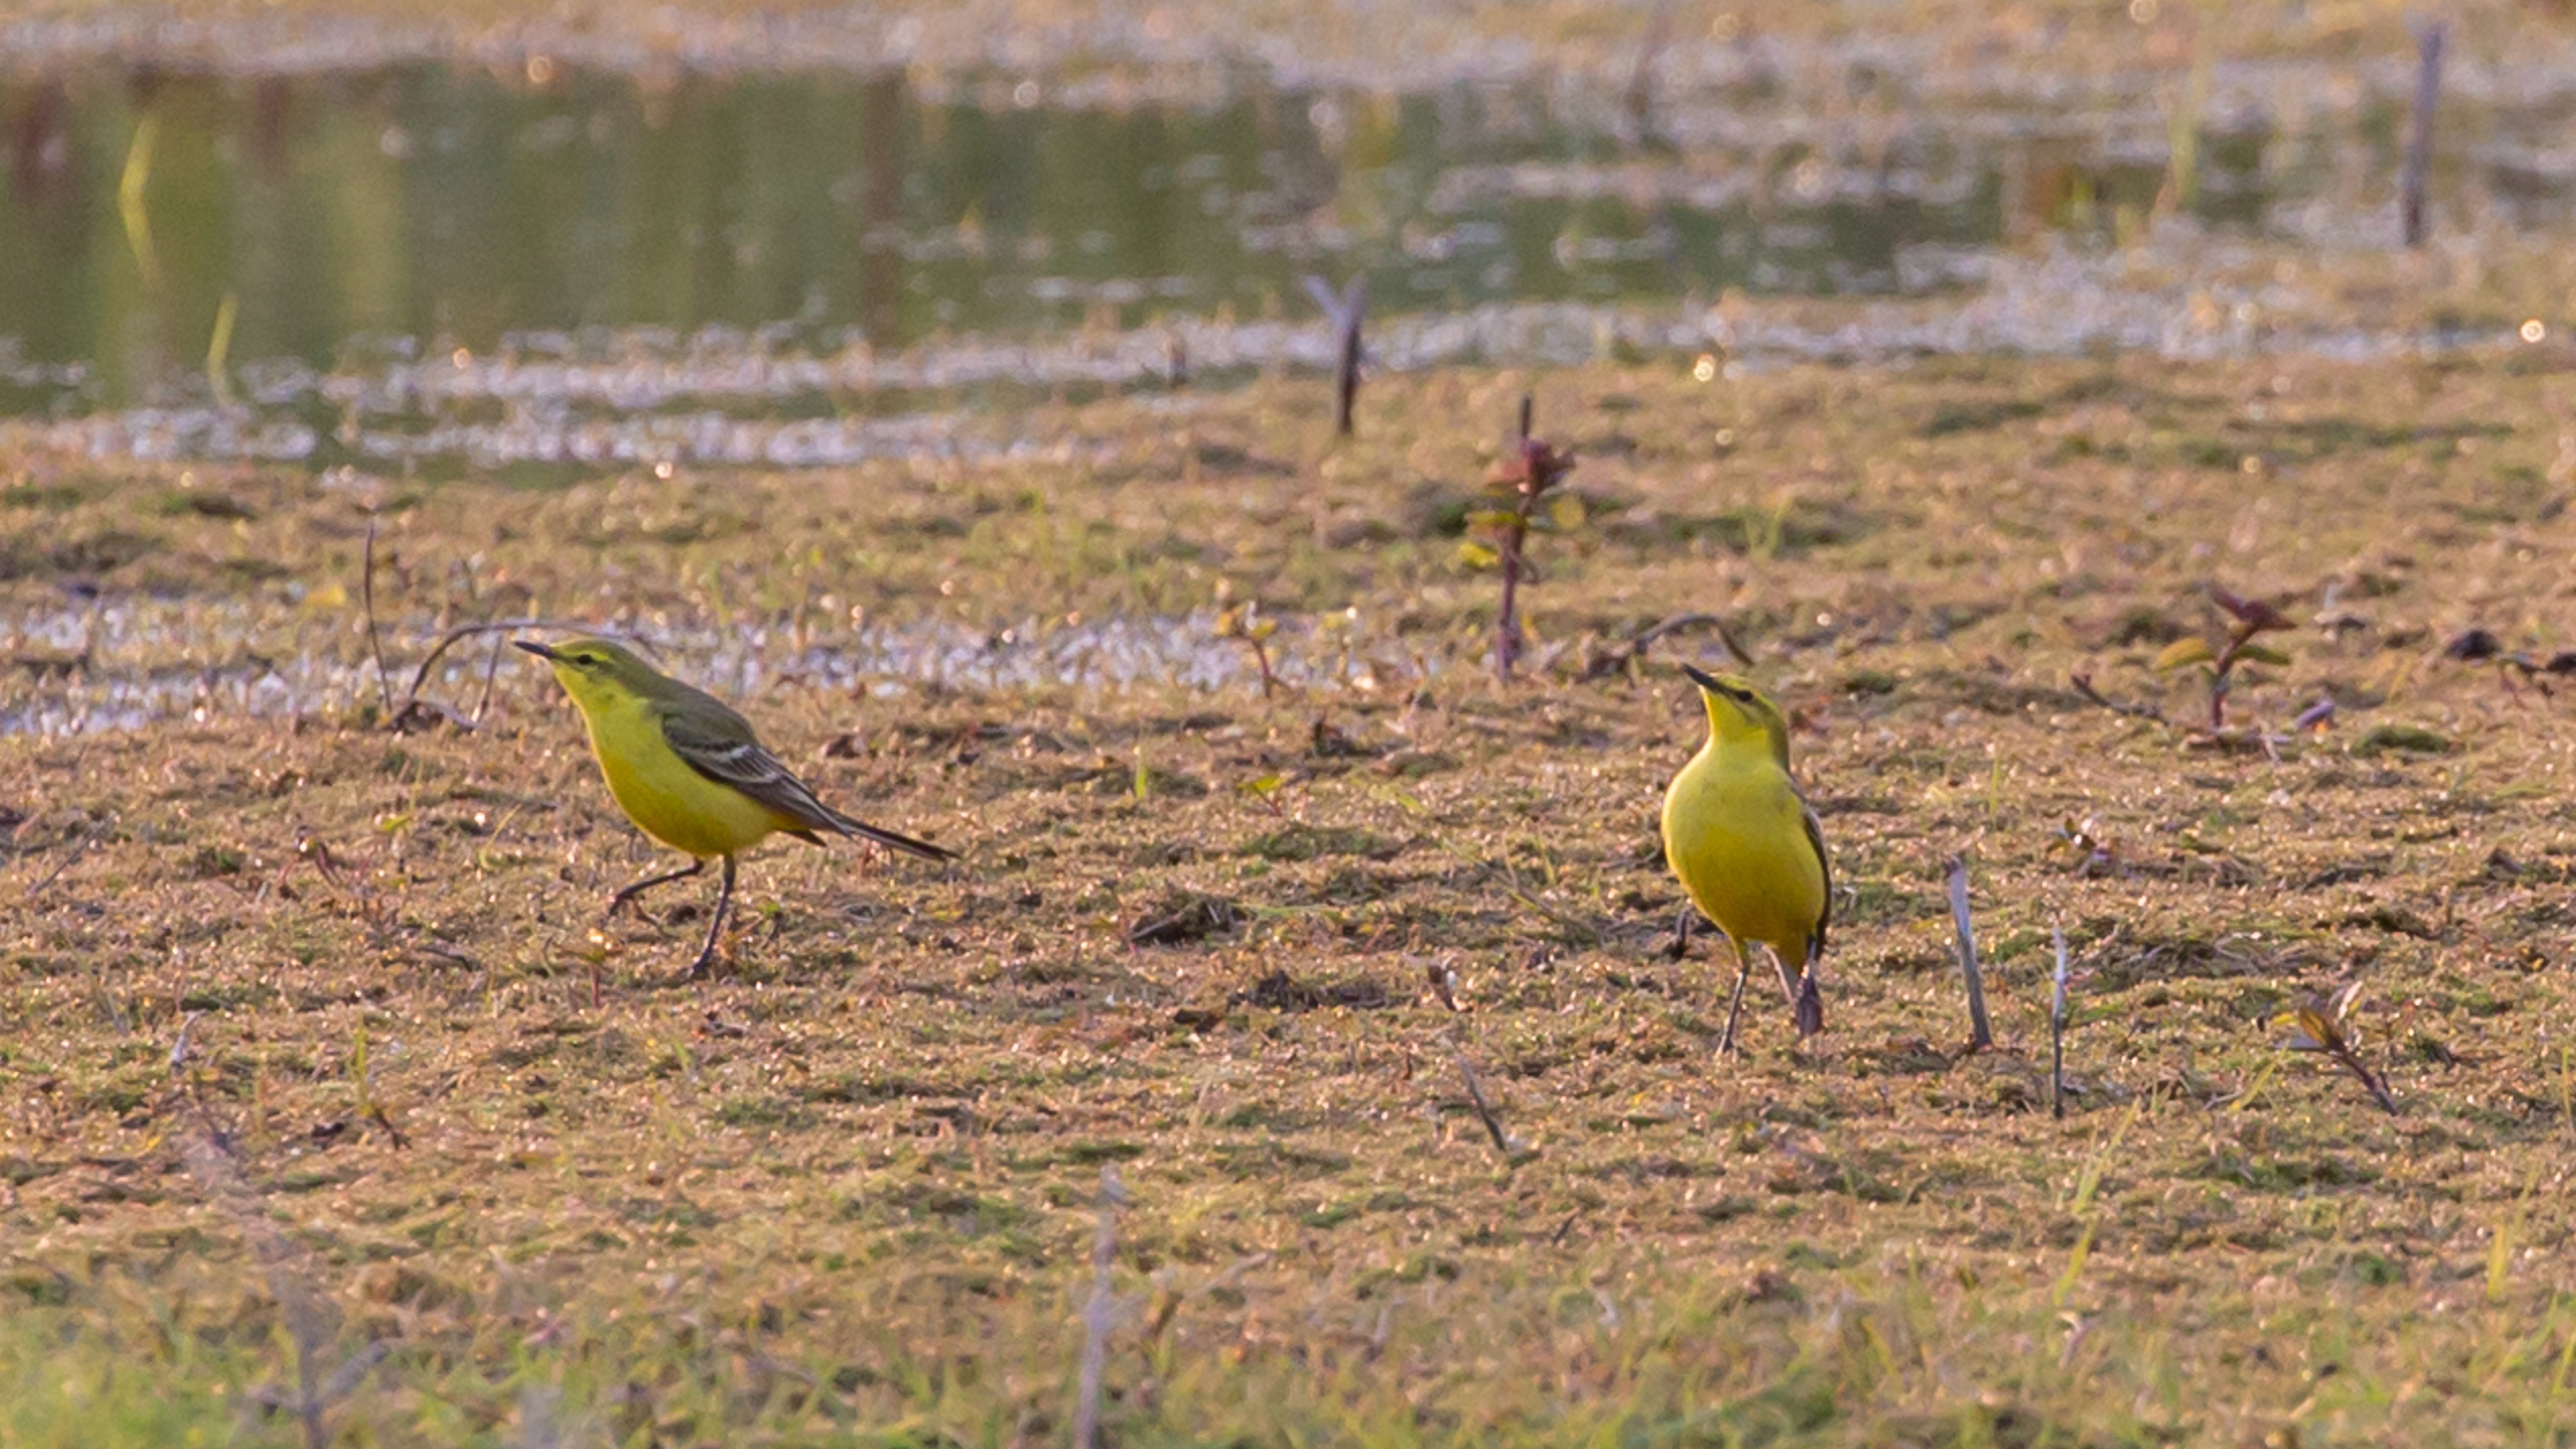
[822,806,956,861]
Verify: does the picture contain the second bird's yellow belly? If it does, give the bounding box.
[1661,757,1825,957]
[583,698,782,859]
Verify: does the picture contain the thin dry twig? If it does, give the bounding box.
[360,519,393,718]
[1621,0,1674,149]
[1580,611,1749,681]
[1073,1166,1130,1449]
[2069,672,2167,724]
[2051,926,2070,1120]
[384,616,616,730]
[1456,1055,1515,1157]
[2402,18,2447,248]
[26,813,109,895]
[2281,983,2398,1115]
[471,629,509,723]
[1301,274,1366,437]
[1947,857,1992,1054]
[178,1124,385,1449]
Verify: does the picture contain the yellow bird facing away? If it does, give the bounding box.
[517,637,955,980]
[1660,664,1832,1050]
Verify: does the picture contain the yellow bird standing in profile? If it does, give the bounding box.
[1660,665,1832,1050]
[517,637,954,980]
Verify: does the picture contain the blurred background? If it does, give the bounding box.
[4,0,2575,475]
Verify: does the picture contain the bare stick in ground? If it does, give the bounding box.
[2069,672,2167,724]
[1073,1166,1130,1449]
[1621,0,1674,150]
[360,519,393,718]
[1580,611,1751,682]
[1947,856,1992,1053]
[1301,274,1367,437]
[2051,926,2071,1119]
[177,1124,387,1449]
[1456,1055,1525,1160]
[26,812,109,896]
[470,628,508,723]
[2402,18,2447,248]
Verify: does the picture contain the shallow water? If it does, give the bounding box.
[0,597,1410,736]
[6,50,2572,470]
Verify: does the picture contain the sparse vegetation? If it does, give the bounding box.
[5,349,2576,1445]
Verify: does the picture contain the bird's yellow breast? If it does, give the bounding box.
[574,689,782,859]
[1662,743,1826,958]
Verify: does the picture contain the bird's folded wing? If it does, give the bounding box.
[1801,800,1833,961]
[659,703,835,827]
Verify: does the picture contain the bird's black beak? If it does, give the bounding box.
[1680,663,1723,692]
[513,639,557,661]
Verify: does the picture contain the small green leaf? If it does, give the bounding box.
[2152,637,2216,673]
[1455,539,1500,570]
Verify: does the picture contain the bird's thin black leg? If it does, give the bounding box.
[1794,941,1825,1038]
[1665,902,1693,961]
[1717,937,1754,1055]
[685,855,737,981]
[608,858,704,918]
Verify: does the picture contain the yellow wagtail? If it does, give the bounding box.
[1661,665,1831,1049]
[516,637,953,979]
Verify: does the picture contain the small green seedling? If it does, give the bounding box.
[2152,585,2297,730]
[1460,396,1577,684]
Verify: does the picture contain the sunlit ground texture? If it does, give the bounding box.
[11,0,2576,1444]
[6,350,2576,1444]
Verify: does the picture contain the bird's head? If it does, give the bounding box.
[515,636,665,705]
[1682,663,1793,770]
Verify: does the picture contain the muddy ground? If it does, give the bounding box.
[4,350,2576,1444]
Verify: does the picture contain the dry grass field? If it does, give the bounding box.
[5,349,2576,1444]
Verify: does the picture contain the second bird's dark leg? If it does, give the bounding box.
[1770,945,1803,1008]
[1793,942,1825,1038]
[1665,903,1693,961]
[685,855,737,981]
[1717,938,1754,1055]
[608,858,704,918]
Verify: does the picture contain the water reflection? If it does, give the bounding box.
[0,56,2554,465]
[3,64,2237,400]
